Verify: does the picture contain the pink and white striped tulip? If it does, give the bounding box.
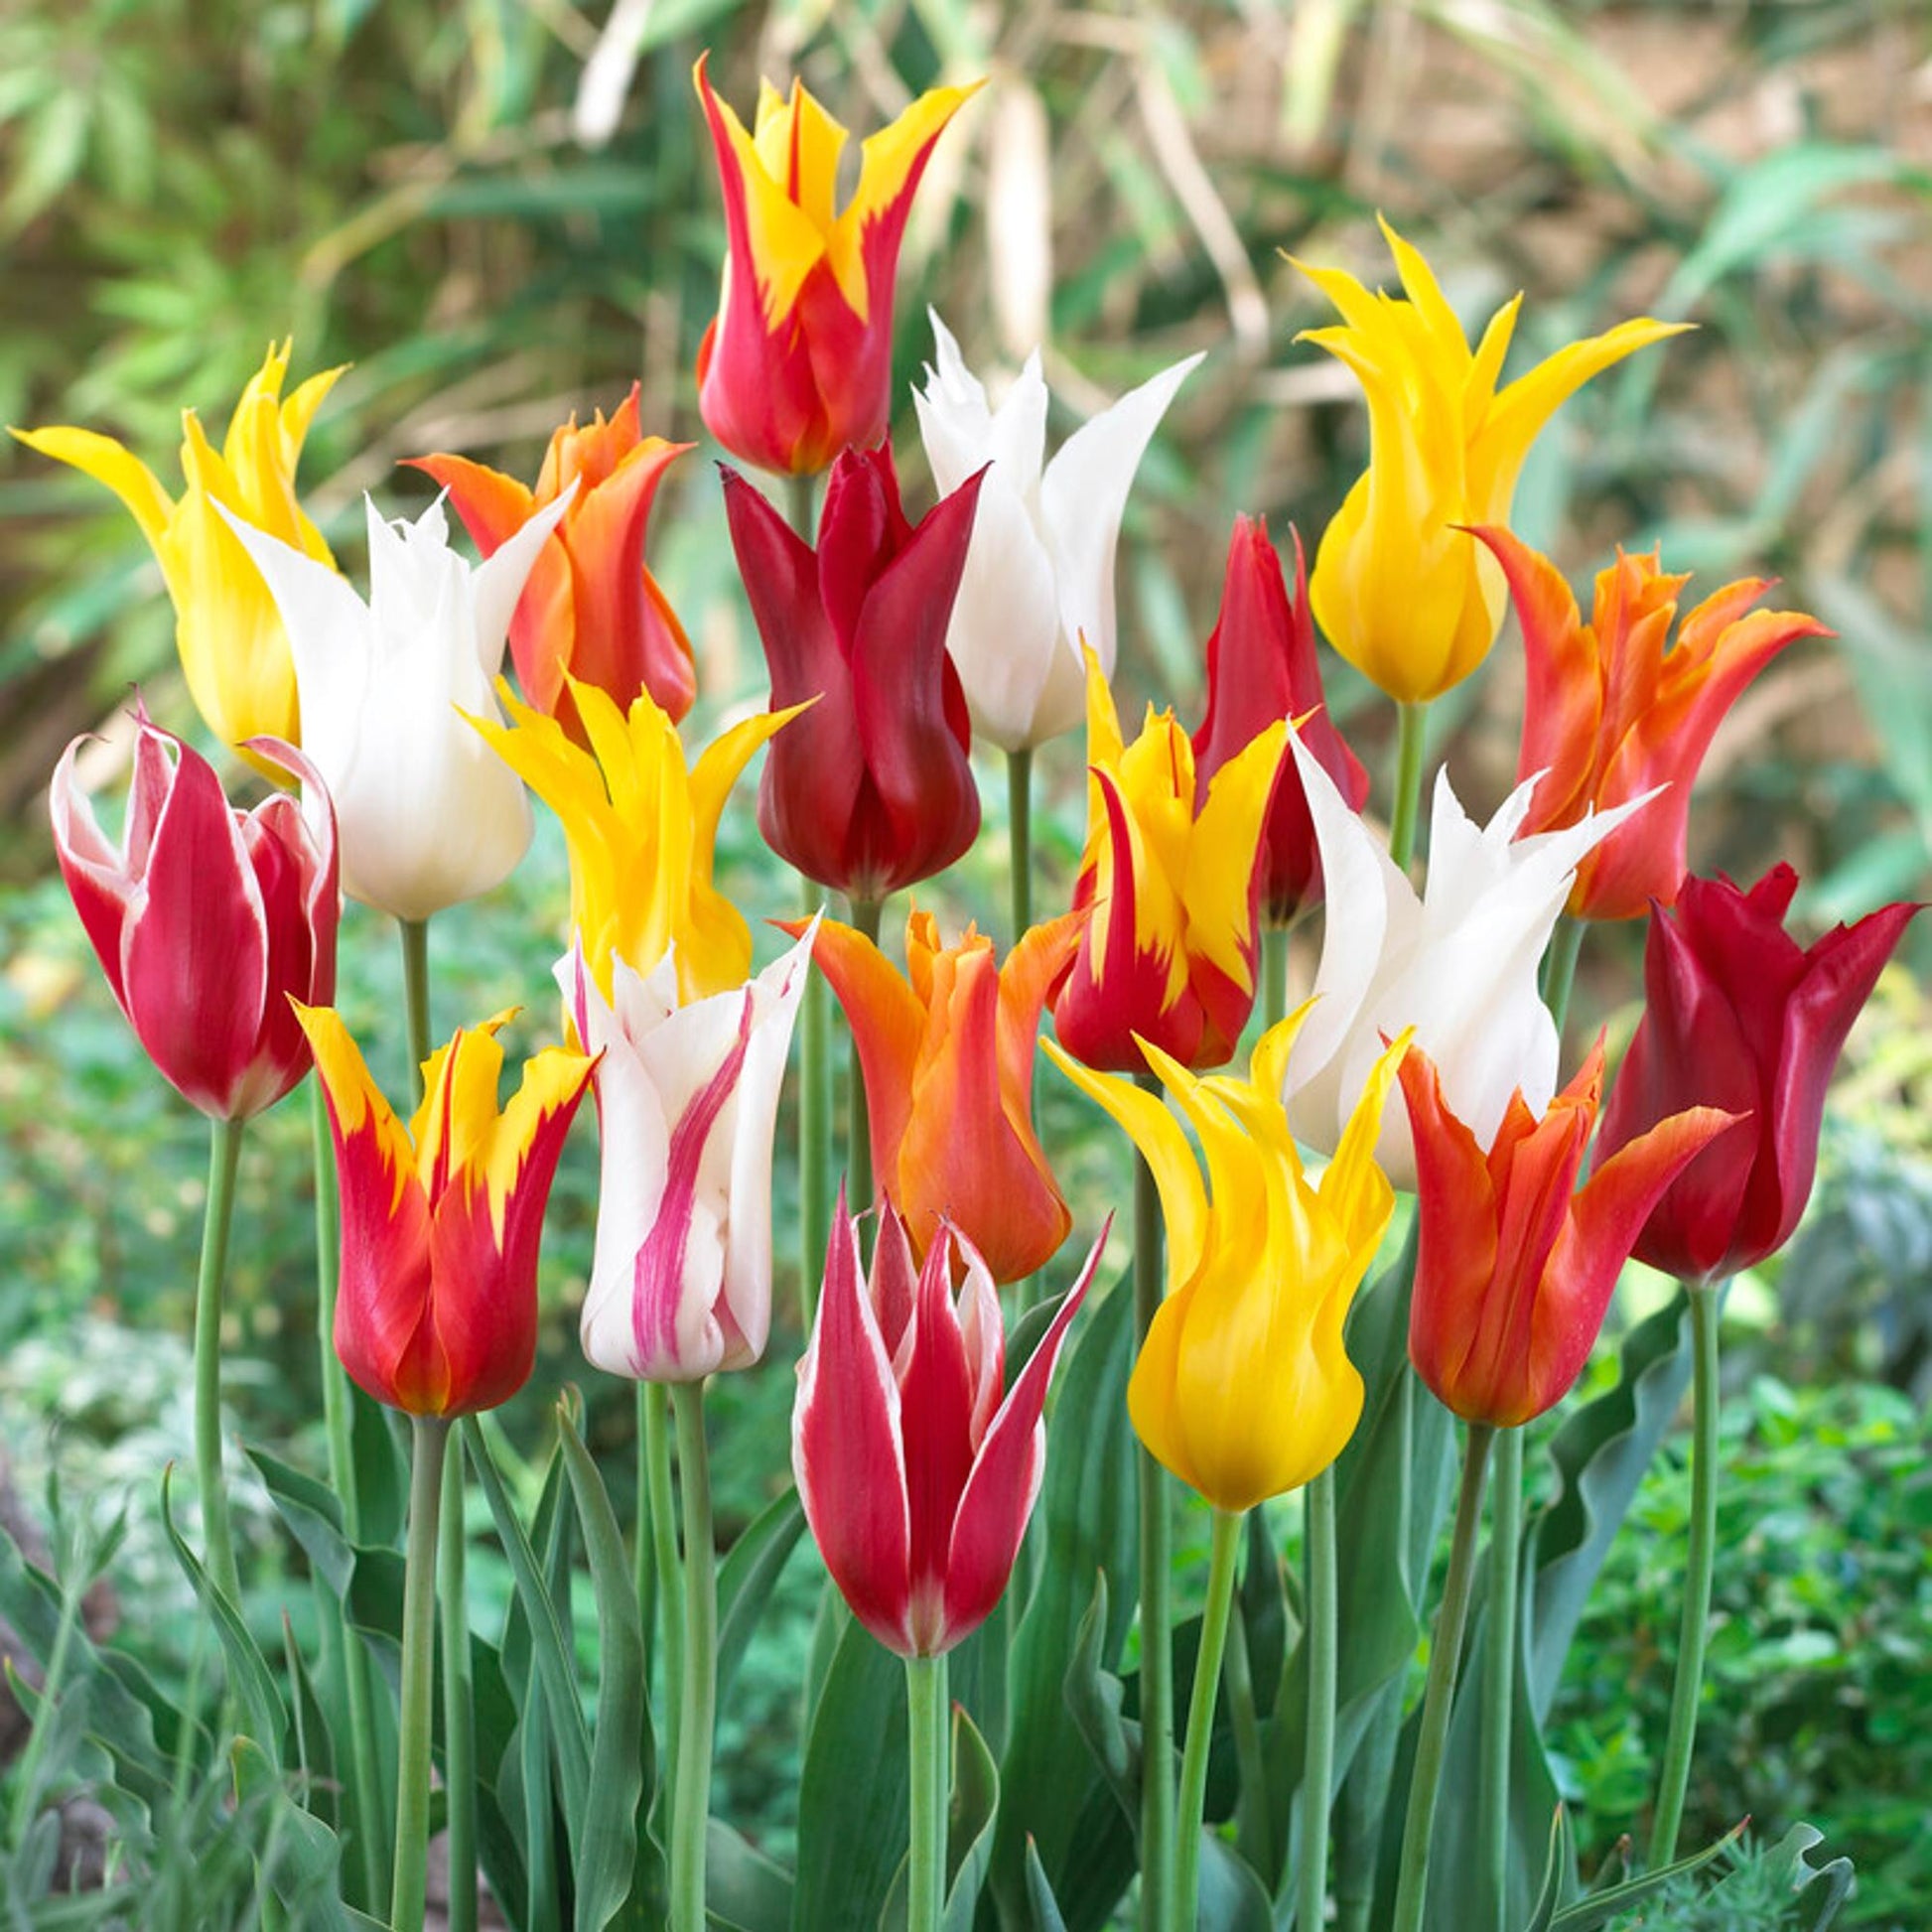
[560,925,814,1382]
[51,707,340,1121]
[793,1199,1103,1658]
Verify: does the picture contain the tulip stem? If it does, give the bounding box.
[1261,921,1291,1033]
[439,1433,479,1932]
[1133,1070,1175,1932]
[645,1380,685,1820]
[634,1386,657,1678]
[846,894,886,1217]
[1479,1426,1524,1930]
[1649,1286,1722,1868]
[399,917,433,1089]
[670,1381,717,1932]
[798,871,832,1323]
[1008,747,1034,941]
[1388,702,1428,873]
[393,1414,450,1932]
[1173,1508,1242,1932]
[905,1652,950,1932]
[193,1114,244,1615]
[1541,914,1586,1038]
[313,1079,389,1914]
[1390,1420,1494,1932]
[1298,1467,1338,1932]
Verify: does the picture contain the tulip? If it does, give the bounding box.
[562,924,814,1384]
[1401,1040,1735,1428]
[782,905,1084,1282]
[50,708,340,1121]
[1593,864,1918,1285]
[722,445,984,903]
[793,1198,1099,1656]
[913,311,1201,751]
[1295,221,1685,703]
[1191,514,1368,924]
[472,677,802,1003]
[1051,652,1285,1074]
[15,340,344,751]
[409,387,698,736]
[694,57,978,477]
[1279,725,1651,1185]
[1047,1007,1402,1513]
[222,488,574,921]
[1474,527,1830,921]
[295,1005,594,1417]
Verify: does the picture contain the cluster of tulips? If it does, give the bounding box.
[16,47,1918,1932]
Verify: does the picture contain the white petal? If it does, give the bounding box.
[472,480,578,675]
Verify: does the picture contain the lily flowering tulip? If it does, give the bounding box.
[1191,514,1368,924]
[1047,1010,1403,1512]
[51,709,340,1121]
[562,925,814,1383]
[15,340,344,751]
[295,1006,595,1417]
[722,444,983,902]
[793,1200,1099,1656]
[1401,1041,1734,1427]
[1280,727,1650,1186]
[695,57,978,477]
[223,489,573,921]
[472,677,801,1003]
[1051,652,1285,1073]
[784,905,1085,1283]
[1476,527,1829,921]
[409,387,698,736]
[1594,866,1918,1285]
[913,311,1201,750]
[1296,222,1685,703]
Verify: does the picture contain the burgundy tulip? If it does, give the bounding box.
[50,707,340,1120]
[1191,515,1368,924]
[721,444,984,902]
[1594,864,1918,1284]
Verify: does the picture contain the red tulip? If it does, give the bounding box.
[722,444,984,901]
[793,1199,1101,1657]
[409,387,697,738]
[1401,1040,1734,1427]
[1191,515,1368,924]
[1478,527,1828,921]
[50,708,340,1120]
[1593,865,1918,1284]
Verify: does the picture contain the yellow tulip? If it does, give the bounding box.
[1295,221,1687,704]
[14,340,344,750]
[1046,1010,1407,1512]
[471,676,804,1003]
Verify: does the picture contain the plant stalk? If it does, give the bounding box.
[1298,1467,1339,1932]
[1387,702,1429,873]
[1261,920,1291,1034]
[194,1114,245,1612]
[1390,1421,1495,1932]
[798,870,832,1323]
[669,1381,717,1931]
[1541,913,1586,1037]
[1479,1426,1524,1929]
[1173,1508,1242,1932]
[439,1433,478,1932]
[392,1414,451,1932]
[906,1651,950,1932]
[645,1379,685,1819]
[1007,746,1034,941]
[845,895,887,1219]
[399,917,432,1087]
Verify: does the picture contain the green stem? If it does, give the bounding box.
[392,1415,451,1932]
[845,895,887,1218]
[1261,921,1291,1034]
[1390,1421,1494,1932]
[399,917,432,1091]
[798,871,832,1324]
[1541,913,1586,1038]
[635,1384,657,1684]
[1133,1069,1174,1932]
[315,1080,389,1914]
[439,1433,478,1932]
[1173,1509,1242,1932]
[194,1115,245,1613]
[670,1382,717,1932]
[1298,1467,1339,1932]
[645,1380,685,1823]
[1007,746,1034,942]
[1387,702,1429,873]
[906,1652,950,1932]
[1479,1427,1524,1930]
[1649,1286,1722,1867]
[787,470,819,543]
[1221,1607,1270,1868]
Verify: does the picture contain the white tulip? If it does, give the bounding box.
[221,487,572,921]
[1281,727,1656,1187]
[561,922,814,1383]
[913,311,1201,752]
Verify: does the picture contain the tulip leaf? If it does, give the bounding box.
[158,1465,288,1766]
[278,1615,339,1837]
[717,1484,807,1711]
[1024,1840,1070,1931]
[229,1733,351,1914]
[876,1701,1003,1931]
[1063,1572,1139,1819]
[558,1406,656,1932]
[706,1818,793,1931]
[990,1268,1140,1924]
[1544,1820,1744,1930]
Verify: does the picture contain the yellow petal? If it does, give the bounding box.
[11,425,175,546]
[1179,719,1286,995]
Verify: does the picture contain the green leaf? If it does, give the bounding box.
[716,1485,807,1711]
[1062,1573,1138,1820]
[230,1735,351,1920]
[1546,1821,1744,1929]
[1024,1839,1069,1931]
[279,1614,340,1836]
[941,1705,1000,1931]
[706,1818,792,1931]
[1762,1822,1856,1932]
